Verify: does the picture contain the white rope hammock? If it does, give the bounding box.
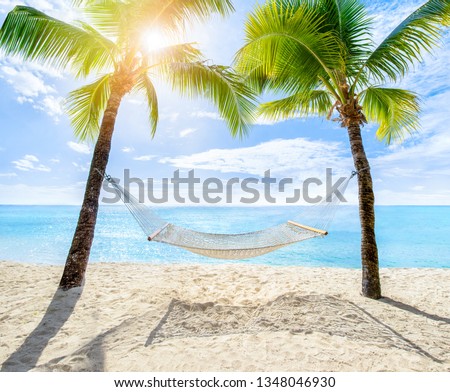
[103,172,355,259]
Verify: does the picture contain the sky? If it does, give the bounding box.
[0,0,449,205]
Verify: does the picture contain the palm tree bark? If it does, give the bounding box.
[59,82,126,290]
[347,122,381,299]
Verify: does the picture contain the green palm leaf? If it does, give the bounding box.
[360,0,450,83]
[316,0,372,72]
[79,0,235,50]
[235,0,343,98]
[133,73,159,137]
[81,0,126,38]
[360,87,421,144]
[164,61,257,137]
[0,6,117,77]
[259,90,333,121]
[144,43,202,69]
[130,0,234,30]
[113,0,234,46]
[65,74,112,141]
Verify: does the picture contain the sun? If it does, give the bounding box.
[141,30,173,53]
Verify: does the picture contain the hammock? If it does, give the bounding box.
[104,172,355,260]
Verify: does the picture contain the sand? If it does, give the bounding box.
[0,261,449,372]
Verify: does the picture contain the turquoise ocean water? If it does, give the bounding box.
[0,205,449,268]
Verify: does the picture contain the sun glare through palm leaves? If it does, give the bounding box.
[141,29,177,53]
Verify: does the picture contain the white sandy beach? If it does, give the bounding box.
[0,261,449,372]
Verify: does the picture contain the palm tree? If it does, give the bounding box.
[235,0,450,298]
[0,0,255,290]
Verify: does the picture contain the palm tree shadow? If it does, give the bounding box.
[349,301,443,364]
[145,299,177,347]
[1,287,82,372]
[381,297,450,325]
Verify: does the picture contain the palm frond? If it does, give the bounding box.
[81,0,126,38]
[75,22,118,77]
[65,74,112,141]
[124,0,234,38]
[316,0,373,73]
[258,90,333,121]
[163,62,257,137]
[144,43,202,67]
[235,0,343,97]
[71,0,95,6]
[0,6,117,77]
[133,73,159,137]
[359,87,421,144]
[361,0,450,83]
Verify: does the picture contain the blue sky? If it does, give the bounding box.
[0,0,449,205]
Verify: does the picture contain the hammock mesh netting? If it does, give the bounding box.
[105,173,354,259]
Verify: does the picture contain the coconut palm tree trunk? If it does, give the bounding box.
[347,122,382,299]
[59,83,126,290]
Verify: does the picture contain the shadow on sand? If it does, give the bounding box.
[145,294,444,364]
[1,287,82,372]
[4,292,447,371]
[381,297,450,325]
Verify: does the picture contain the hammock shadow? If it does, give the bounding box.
[380,297,450,325]
[1,287,82,372]
[145,294,443,364]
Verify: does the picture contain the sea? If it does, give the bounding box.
[0,205,449,268]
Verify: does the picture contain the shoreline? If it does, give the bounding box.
[1,261,449,372]
[4,259,450,270]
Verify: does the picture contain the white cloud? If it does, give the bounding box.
[4,57,64,79]
[160,138,350,178]
[24,155,39,162]
[122,147,135,153]
[0,59,65,121]
[254,115,296,126]
[12,159,34,171]
[0,0,79,21]
[33,95,64,121]
[133,155,157,161]
[0,13,71,121]
[67,141,91,155]
[50,158,60,164]
[191,111,221,120]
[0,66,56,97]
[17,96,34,104]
[161,112,180,123]
[0,0,53,14]
[190,110,290,126]
[72,162,90,172]
[0,172,17,177]
[12,155,51,172]
[179,128,197,138]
